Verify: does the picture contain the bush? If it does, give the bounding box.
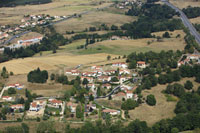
[184,80,193,90]
[8,88,16,95]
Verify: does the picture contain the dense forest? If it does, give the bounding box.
[0,0,52,7]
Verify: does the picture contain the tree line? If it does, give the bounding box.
[183,6,200,18]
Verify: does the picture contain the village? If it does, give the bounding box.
[0,51,199,123]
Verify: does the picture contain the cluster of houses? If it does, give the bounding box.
[178,54,200,67]
[116,0,143,9]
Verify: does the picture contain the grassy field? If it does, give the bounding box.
[96,99,122,109]
[0,52,118,74]
[129,84,177,126]
[169,0,200,9]
[75,30,186,55]
[55,10,136,34]
[190,17,200,24]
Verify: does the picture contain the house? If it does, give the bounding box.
[82,72,97,77]
[66,102,78,113]
[119,69,130,75]
[86,104,97,112]
[137,61,146,68]
[66,69,80,76]
[29,102,39,111]
[104,70,116,75]
[81,76,94,83]
[49,99,63,108]
[102,109,120,115]
[102,84,112,89]
[87,84,96,89]
[187,54,200,60]
[119,76,130,84]
[11,104,24,111]
[126,91,133,99]
[98,76,111,82]
[2,96,12,101]
[112,62,128,68]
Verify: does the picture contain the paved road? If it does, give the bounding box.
[2,4,114,46]
[161,0,200,45]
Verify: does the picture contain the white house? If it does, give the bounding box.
[119,69,130,75]
[112,62,128,68]
[102,84,112,89]
[11,104,24,111]
[29,102,39,111]
[49,99,63,108]
[98,76,111,82]
[126,91,133,99]
[137,61,146,69]
[67,102,78,113]
[66,69,80,76]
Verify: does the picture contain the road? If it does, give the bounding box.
[161,0,200,45]
[2,4,114,46]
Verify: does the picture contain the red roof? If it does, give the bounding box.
[126,91,133,94]
[115,92,126,97]
[31,102,37,107]
[2,96,11,99]
[137,61,145,64]
[51,99,62,104]
[103,109,118,113]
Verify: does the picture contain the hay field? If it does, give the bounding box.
[190,17,200,24]
[55,11,136,33]
[169,0,200,9]
[129,84,177,126]
[0,53,117,74]
[78,30,186,55]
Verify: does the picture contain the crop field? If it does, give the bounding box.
[55,10,136,34]
[76,30,186,55]
[129,84,177,126]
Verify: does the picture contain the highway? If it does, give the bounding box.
[2,4,114,46]
[161,0,200,45]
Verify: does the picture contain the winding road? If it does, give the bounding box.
[161,0,200,45]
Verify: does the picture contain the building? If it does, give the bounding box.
[104,70,116,75]
[98,76,111,82]
[66,102,78,113]
[126,91,133,99]
[49,99,63,108]
[2,96,12,101]
[119,69,130,75]
[137,61,146,68]
[112,62,128,68]
[81,76,94,83]
[66,69,80,76]
[82,72,97,77]
[102,109,120,115]
[11,104,24,111]
[29,102,39,111]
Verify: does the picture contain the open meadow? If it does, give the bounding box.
[169,0,200,9]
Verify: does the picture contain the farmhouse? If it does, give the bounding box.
[66,69,80,76]
[119,69,130,75]
[104,70,116,75]
[82,72,97,77]
[98,76,111,82]
[126,91,133,99]
[137,61,146,68]
[29,102,39,111]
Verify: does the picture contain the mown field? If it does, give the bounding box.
[169,0,200,9]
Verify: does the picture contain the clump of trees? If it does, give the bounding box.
[183,6,200,18]
[27,68,48,83]
[146,94,156,106]
[121,99,139,110]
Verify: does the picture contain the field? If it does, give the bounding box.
[0,53,118,74]
[96,99,122,109]
[129,84,177,126]
[190,17,200,24]
[76,30,186,55]
[55,10,136,33]
[169,0,200,9]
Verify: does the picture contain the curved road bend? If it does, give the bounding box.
[161,0,200,45]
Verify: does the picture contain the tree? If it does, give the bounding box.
[8,87,16,95]
[111,25,118,30]
[82,78,89,85]
[146,94,156,106]
[197,86,200,95]
[50,73,55,80]
[89,94,94,101]
[111,77,119,82]
[128,60,136,69]
[25,100,30,110]
[107,55,111,60]
[97,87,101,97]
[21,123,29,133]
[76,105,83,118]
[64,91,70,101]
[162,32,170,38]
[121,99,138,110]
[27,68,48,83]
[184,80,193,90]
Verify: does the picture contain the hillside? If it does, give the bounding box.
[0,0,52,7]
